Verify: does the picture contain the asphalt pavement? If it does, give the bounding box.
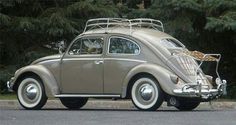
[1,100,236,125]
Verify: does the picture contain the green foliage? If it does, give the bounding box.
[0,13,10,26]
[206,12,236,32]
[0,0,120,94]
[126,0,142,8]
[0,66,17,94]
[46,12,78,36]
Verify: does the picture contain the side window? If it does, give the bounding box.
[69,37,103,55]
[109,37,140,55]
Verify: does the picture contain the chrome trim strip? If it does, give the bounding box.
[63,57,146,63]
[63,58,103,61]
[104,58,146,63]
[55,94,121,98]
[38,59,60,64]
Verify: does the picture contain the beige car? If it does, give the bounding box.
[7,18,227,111]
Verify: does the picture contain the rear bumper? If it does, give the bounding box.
[173,79,227,100]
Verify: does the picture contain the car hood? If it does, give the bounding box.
[31,54,61,64]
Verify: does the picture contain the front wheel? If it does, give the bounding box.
[131,77,164,111]
[17,76,47,110]
[175,101,200,111]
[60,97,88,109]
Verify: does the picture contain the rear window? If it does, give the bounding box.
[160,39,183,48]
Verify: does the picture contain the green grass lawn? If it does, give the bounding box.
[0,94,17,100]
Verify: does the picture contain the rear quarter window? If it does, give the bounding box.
[108,37,140,55]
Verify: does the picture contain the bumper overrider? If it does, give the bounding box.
[173,78,227,100]
[7,77,15,92]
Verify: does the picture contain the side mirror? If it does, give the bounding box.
[58,40,67,54]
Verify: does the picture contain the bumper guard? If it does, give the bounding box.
[6,77,15,92]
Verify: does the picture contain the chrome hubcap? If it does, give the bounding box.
[24,83,38,100]
[139,83,154,101]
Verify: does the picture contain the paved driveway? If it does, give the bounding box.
[0,100,236,125]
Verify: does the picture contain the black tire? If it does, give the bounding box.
[60,97,88,109]
[131,77,164,111]
[175,101,200,111]
[17,76,47,110]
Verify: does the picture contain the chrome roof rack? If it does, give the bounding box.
[83,18,164,34]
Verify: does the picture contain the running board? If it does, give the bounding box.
[55,94,121,98]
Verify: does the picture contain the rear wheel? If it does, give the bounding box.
[60,97,88,109]
[17,76,47,110]
[175,101,200,111]
[131,77,163,111]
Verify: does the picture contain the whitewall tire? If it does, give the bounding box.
[17,76,47,110]
[131,77,163,111]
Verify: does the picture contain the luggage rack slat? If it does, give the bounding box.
[83,18,164,34]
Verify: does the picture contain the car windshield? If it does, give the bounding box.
[160,39,183,48]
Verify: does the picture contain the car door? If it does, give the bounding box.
[60,36,104,94]
[104,35,146,94]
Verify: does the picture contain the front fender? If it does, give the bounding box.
[12,65,60,97]
[122,63,178,98]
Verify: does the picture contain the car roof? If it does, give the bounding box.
[82,27,174,41]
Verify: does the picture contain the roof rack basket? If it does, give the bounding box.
[83,18,164,34]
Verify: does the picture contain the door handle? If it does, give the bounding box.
[94,60,104,64]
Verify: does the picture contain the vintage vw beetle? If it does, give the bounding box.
[7,18,227,111]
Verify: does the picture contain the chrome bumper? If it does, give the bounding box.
[7,77,15,92]
[173,79,227,100]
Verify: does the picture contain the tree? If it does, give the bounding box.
[0,0,119,93]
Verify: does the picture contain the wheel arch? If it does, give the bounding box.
[13,71,41,91]
[13,65,60,97]
[122,63,176,98]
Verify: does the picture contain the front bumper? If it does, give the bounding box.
[7,77,15,92]
[173,79,227,100]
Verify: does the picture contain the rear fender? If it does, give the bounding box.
[122,63,177,98]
